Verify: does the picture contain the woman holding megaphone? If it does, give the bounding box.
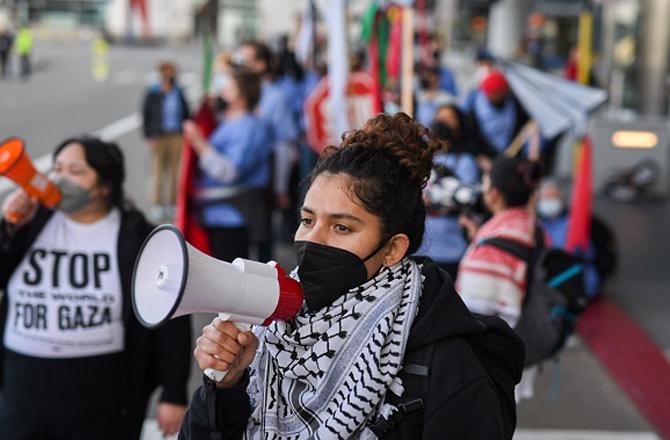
[0,137,191,439]
[180,113,525,439]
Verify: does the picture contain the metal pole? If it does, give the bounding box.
[400,6,414,116]
[577,9,593,85]
[639,0,670,115]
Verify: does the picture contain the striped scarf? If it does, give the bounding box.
[245,258,423,439]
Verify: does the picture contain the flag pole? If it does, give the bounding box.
[400,6,414,116]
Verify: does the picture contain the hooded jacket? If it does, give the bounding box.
[0,207,192,439]
[179,258,524,440]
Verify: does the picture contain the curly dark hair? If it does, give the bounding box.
[304,113,439,255]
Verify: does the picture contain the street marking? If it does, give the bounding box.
[1,72,200,196]
[514,430,660,440]
[112,69,136,86]
[94,113,142,141]
[0,113,141,195]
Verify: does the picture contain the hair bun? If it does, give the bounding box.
[338,113,439,188]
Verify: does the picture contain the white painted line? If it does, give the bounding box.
[112,69,136,86]
[0,113,142,195]
[94,112,142,141]
[514,430,660,440]
[1,72,201,196]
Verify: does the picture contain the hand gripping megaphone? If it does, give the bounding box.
[132,224,303,381]
[0,137,61,222]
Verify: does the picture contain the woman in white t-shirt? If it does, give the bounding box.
[0,137,191,439]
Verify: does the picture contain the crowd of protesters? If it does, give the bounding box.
[169,34,618,437]
[0,30,619,439]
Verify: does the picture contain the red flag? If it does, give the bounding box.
[416,0,430,65]
[369,19,383,114]
[386,7,402,82]
[175,99,217,255]
[566,136,593,252]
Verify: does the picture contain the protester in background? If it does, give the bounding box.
[456,156,542,401]
[0,24,13,78]
[210,51,234,116]
[417,106,480,279]
[415,65,456,127]
[457,156,541,326]
[537,178,605,300]
[183,69,271,262]
[463,47,496,109]
[0,137,191,439]
[15,24,31,80]
[235,40,300,260]
[473,47,496,84]
[432,103,484,157]
[180,113,523,439]
[465,70,528,158]
[425,33,458,96]
[141,61,191,221]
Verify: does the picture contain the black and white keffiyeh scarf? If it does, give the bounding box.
[244,258,424,439]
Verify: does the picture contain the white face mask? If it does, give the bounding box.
[211,72,229,94]
[537,198,564,219]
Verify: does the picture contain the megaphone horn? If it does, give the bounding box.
[131,224,304,329]
[0,137,61,222]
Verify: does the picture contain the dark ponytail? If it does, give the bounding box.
[489,156,542,207]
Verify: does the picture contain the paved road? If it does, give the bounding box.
[1,38,666,440]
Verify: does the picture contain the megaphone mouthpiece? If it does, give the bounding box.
[265,264,303,325]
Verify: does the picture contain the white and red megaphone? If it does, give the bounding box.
[132,224,303,381]
[0,137,61,222]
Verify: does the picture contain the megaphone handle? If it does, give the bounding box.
[203,313,252,383]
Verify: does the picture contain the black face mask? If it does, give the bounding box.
[215,97,228,112]
[294,240,386,312]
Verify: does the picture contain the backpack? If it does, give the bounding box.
[481,236,586,366]
[366,316,522,440]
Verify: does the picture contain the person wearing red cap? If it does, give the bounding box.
[466,69,528,162]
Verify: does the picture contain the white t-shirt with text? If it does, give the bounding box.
[4,209,125,358]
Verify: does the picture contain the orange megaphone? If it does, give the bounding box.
[0,137,61,222]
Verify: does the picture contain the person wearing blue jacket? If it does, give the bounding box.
[417,105,480,279]
[183,69,271,262]
[141,62,191,220]
[235,41,301,260]
[537,178,601,299]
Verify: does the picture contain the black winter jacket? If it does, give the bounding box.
[142,84,191,138]
[0,207,192,438]
[178,258,524,439]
